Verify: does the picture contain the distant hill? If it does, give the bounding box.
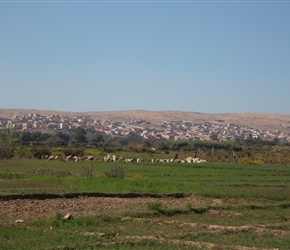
[1,109,290,134]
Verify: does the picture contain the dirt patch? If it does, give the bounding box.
[0,194,209,222]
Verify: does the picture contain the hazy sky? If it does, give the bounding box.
[1,0,289,114]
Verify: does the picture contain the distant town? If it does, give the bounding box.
[1,112,289,143]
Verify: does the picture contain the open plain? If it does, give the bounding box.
[1,159,290,249]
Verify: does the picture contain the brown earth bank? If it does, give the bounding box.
[0,193,216,221]
[1,108,290,134]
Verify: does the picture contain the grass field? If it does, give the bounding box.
[1,159,290,249]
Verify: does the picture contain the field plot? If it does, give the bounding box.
[1,159,290,249]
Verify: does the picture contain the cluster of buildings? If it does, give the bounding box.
[0,112,289,143]
[159,121,288,142]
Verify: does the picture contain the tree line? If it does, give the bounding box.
[0,128,289,164]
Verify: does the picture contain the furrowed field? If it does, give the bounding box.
[1,157,290,249]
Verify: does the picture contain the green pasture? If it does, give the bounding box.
[1,159,290,249]
[0,159,290,200]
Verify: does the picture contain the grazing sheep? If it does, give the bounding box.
[185,157,193,163]
[47,155,55,161]
[66,155,73,161]
[104,155,112,162]
[117,155,124,162]
[85,156,98,161]
[125,158,134,162]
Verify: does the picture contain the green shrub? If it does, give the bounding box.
[147,202,208,216]
[95,173,105,178]
[251,160,264,165]
[80,165,94,177]
[30,147,51,159]
[132,173,149,181]
[104,166,126,179]
[238,158,264,165]
[62,148,85,157]
[147,202,163,212]
[54,212,64,221]
[14,146,32,159]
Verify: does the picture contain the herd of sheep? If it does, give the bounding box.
[42,154,206,164]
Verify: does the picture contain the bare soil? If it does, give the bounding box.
[0,194,211,221]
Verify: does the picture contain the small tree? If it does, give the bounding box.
[74,126,87,144]
[44,137,67,147]
[56,131,71,144]
[88,133,104,143]
[0,129,22,159]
